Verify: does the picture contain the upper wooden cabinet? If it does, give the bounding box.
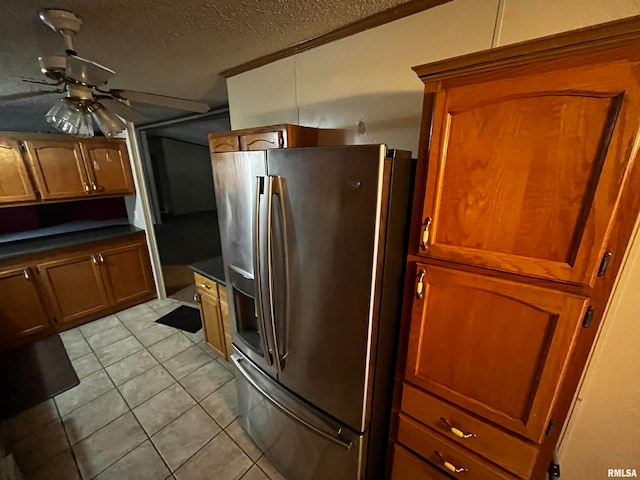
[0,134,135,206]
[0,139,37,204]
[209,135,240,153]
[405,265,588,443]
[82,140,135,195]
[24,140,90,200]
[208,124,321,153]
[416,60,640,286]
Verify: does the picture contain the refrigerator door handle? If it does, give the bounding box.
[254,176,274,365]
[267,176,290,371]
[231,352,353,450]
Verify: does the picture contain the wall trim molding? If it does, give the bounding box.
[220,0,451,78]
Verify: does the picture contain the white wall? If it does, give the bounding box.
[229,0,500,156]
[226,0,640,476]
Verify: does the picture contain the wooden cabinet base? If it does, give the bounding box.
[0,232,156,351]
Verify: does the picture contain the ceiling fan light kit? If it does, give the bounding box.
[2,8,210,138]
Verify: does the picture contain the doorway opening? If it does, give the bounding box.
[136,108,230,300]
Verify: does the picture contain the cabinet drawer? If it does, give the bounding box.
[194,273,218,295]
[397,414,518,480]
[402,383,537,478]
[240,131,282,150]
[392,444,452,480]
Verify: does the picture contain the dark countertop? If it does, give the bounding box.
[189,256,225,285]
[0,225,144,262]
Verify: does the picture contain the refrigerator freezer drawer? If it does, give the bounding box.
[232,352,365,480]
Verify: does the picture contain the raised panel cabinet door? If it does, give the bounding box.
[418,61,640,285]
[405,264,588,443]
[197,287,227,358]
[82,141,135,195]
[37,254,110,325]
[0,139,37,204]
[24,140,91,200]
[209,135,240,153]
[239,131,282,150]
[0,266,51,348]
[98,241,154,306]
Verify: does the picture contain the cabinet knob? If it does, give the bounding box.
[91,182,98,192]
[435,451,467,473]
[193,292,200,302]
[440,418,476,439]
[98,254,105,263]
[23,268,31,281]
[91,255,98,264]
[420,217,432,249]
[84,182,91,194]
[416,269,426,299]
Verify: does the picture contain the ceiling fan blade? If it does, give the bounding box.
[0,90,61,101]
[97,97,147,122]
[66,54,115,87]
[113,89,210,113]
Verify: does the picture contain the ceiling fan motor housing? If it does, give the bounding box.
[39,9,83,35]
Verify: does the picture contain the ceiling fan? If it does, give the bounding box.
[2,9,210,138]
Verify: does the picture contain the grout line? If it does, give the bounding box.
[53,397,84,480]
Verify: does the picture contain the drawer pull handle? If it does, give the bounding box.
[416,269,426,299]
[440,418,476,439]
[420,217,432,248]
[200,283,212,290]
[435,451,467,473]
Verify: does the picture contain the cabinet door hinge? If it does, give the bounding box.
[549,461,561,478]
[597,252,612,277]
[582,306,595,328]
[545,419,554,436]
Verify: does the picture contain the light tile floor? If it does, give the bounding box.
[0,298,285,480]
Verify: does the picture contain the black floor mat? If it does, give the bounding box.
[0,335,79,419]
[156,305,202,333]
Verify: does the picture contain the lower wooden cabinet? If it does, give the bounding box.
[194,273,231,360]
[38,253,111,325]
[0,233,155,351]
[0,266,52,350]
[99,241,154,307]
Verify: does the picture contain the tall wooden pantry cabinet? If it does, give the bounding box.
[389,17,640,480]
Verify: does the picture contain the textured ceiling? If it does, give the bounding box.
[0,0,416,132]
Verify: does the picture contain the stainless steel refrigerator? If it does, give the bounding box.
[212,145,413,479]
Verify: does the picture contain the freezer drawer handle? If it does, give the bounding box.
[231,353,353,450]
